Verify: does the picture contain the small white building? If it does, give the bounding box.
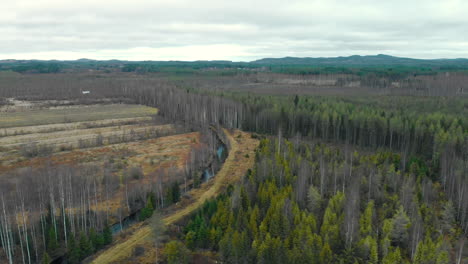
[82,91,90,95]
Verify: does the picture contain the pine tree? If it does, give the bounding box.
[140,196,154,220]
[382,247,402,264]
[172,181,181,203]
[390,206,411,247]
[307,185,322,215]
[79,232,93,259]
[320,242,333,264]
[41,252,51,264]
[358,236,378,264]
[320,191,345,251]
[46,227,59,255]
[185,231,196,250]
[67,237,82,264]
[359,200,374,237]
[163,241,190,264]
[88,228,99,252]
[103,224,113,245]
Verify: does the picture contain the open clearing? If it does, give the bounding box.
[0,123,173,147]
[0,104,157,128]
[0,116,153,137]
[89,129,259,264]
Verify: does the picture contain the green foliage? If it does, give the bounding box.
[253,234,286,264]
[307,185,322,215]
[46,227,59,255]
[163,241,190,264]
[359,200,374,237]
[358,236,378,264]
[41,252,51,264]
[320,192,345,251]
[67,236,82,264]
[390,206,411,247]
[79,232,93,258]
[414,236,451,264]
[103,224,113,245]
[140,196,155,220]
[179,138,461,264]
[382,247,402,264]
[166,181,181,204]
[319,242,333,264]
[89,228,105,251]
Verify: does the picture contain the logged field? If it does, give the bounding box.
[0,104,158,128]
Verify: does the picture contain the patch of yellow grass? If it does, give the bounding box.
[89,129,259,264]
[0,104,157,128]
[0,116,153,137]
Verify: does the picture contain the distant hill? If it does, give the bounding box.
[251,54,468,67]
[2,55,468,73]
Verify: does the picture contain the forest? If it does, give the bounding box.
[0,63,466,263]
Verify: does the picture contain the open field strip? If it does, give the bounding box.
[0,104,158,128]
[89,129,259,264]
[0,123,174,148]
[0,116,153,137]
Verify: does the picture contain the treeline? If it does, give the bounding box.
[269,65,439,79]
[3,59,468,79]
[182,138,465,263]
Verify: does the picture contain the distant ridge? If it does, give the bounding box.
[2,55,468,69]
[250,54,468,67]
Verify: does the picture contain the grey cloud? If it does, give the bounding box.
[1,0,468,60]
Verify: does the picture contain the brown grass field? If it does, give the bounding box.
[88,129,259,264]
[0,116,153,137]
[0,104,157,128]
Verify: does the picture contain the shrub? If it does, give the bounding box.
[163,241,190,264]
[128,166,144,179]
[133,246,145,257]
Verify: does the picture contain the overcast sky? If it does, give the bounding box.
[1,0,468,61]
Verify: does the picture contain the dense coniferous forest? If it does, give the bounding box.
[0,61,467,263]
[183,138,464,263]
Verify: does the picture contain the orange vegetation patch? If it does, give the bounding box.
[0,132,200,175]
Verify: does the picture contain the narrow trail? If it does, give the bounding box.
[89,129,259,264]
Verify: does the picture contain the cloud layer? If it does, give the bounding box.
[2,0,468,60]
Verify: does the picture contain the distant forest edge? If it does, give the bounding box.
[2,55,468,78]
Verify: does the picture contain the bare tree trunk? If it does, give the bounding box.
[1,196,14,264]
[457,239,465,264]
[15,205,26,264]
[20,199,31,264]
[59,175,68,247]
